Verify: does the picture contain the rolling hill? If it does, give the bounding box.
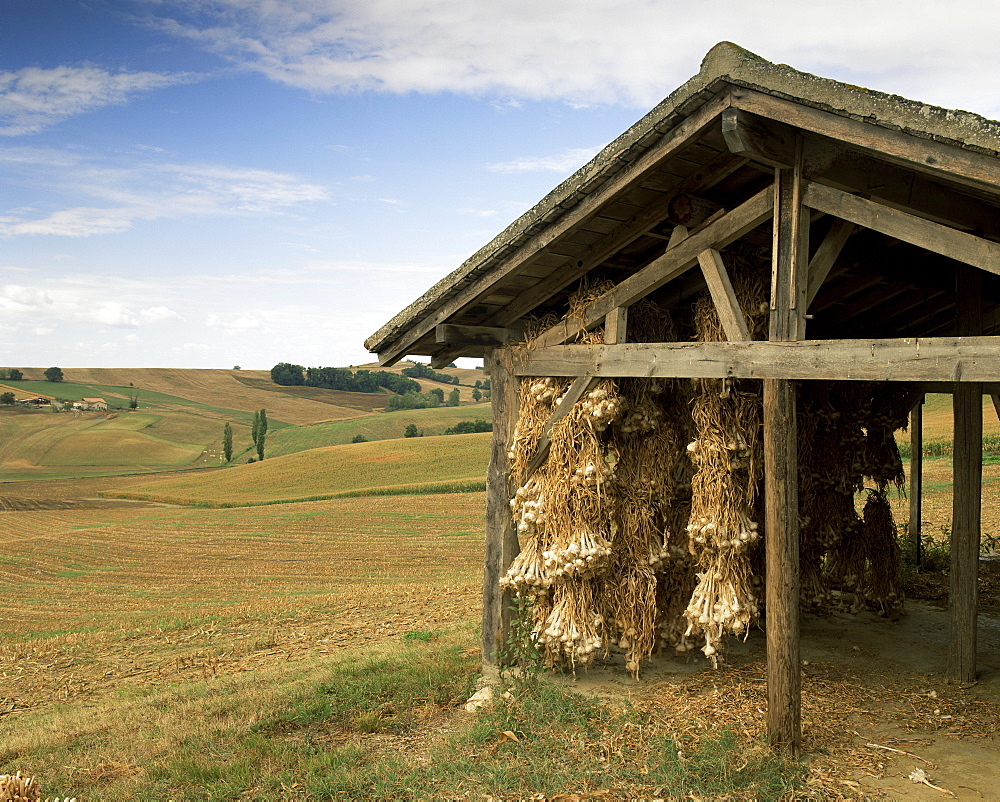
[102,433,492,506]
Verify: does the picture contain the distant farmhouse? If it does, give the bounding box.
[75,397,108,411]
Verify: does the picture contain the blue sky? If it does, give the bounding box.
[4,1,1000,370]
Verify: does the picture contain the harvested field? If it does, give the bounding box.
[103,432,491,506]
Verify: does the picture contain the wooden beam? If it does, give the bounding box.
[948,266,984,683]
[530,186,775,349]
[763,376,800,754]
[483,151,748,329]
[948,381,982,682]
[697,248,750,341]
[732,87,1000,194]
[806,218,856,306]
[512,336,1000,383]
[803,182,1000,278]
[992,394,1000,422]
[909,396,924,568]
[771,147,809,340]
[722,107,795,168]
[604,306,628,345]
[765,156,803,755]
[435,323,523,348]
[482,348,520,665]
[375,91,736,365]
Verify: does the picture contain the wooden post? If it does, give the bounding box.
[764,150,806,755]
[947,267,983,683]
[482,347,520,665]
[909,396,924,567]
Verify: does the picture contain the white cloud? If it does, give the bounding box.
[487,146,602,174]
[0,284,54,312]
[0,146,329,237]
[95,303,139,327]
[0,65,192,136]
[147,0,1000,114]
[140,306,183,323]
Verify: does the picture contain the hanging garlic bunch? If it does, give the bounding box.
[536,586,605,667]
[542,531,612,579]
[580,385,619,432]
[617,399,663,434]
[685,510,759,554]
[500,537,551,592]
[683,567,759,667]
[509,478,545,534]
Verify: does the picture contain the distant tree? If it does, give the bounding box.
[128,393,139,410]
[254,409,267,461]
[222,422,233,462]
[0,392,15,405]
[351,433,368,443]
[482,379,491,391]
[270,362,305,386]
[233,365,241,370]
[5,369,23,381]
[444,419,492,435]
[44,366,63,382]
[404,423,420,438]
[474,380,482,389]
[447,388,460,407]
[251,410,260,445]
[428,387,444,407]
[472,388,482,402]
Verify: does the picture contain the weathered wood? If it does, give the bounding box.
[531,186,775,349]
[732,87,1000,193]
[771,154,809,340]
[482,347,521,665]
[909,396,924,568]
[948,267,984,683]
[806,218,856,306]
[948,381,982,682]
[722,107,795,168]
[765,155,804,755]
[435,323,523,348]
[803,182,1000,278]
[511,336,1000,382]
[376,91,736,365]
[604,306,628,345]
[993,394,1000,422]
[482,153,747,329]
[763,377,801,755]
[697,248,750,341]
[524,375,599,477]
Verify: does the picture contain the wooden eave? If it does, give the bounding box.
[366,43,1000,374]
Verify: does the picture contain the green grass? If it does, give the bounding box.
[1,637,802,800]
[103,433,491,506]
[265,403,493,457]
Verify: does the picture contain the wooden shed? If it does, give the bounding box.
[366,42,1000,753]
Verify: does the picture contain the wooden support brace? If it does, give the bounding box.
[803,182,1000,278]
[524,375,600,477]
[604,306,628,345]
[697,248,751,341]
[530,186,774,349]
[992,394,1000,422]
[806,218,856,306]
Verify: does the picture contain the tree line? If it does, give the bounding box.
[270,363,419,395]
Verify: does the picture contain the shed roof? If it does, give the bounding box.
[366,42,1000,363]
